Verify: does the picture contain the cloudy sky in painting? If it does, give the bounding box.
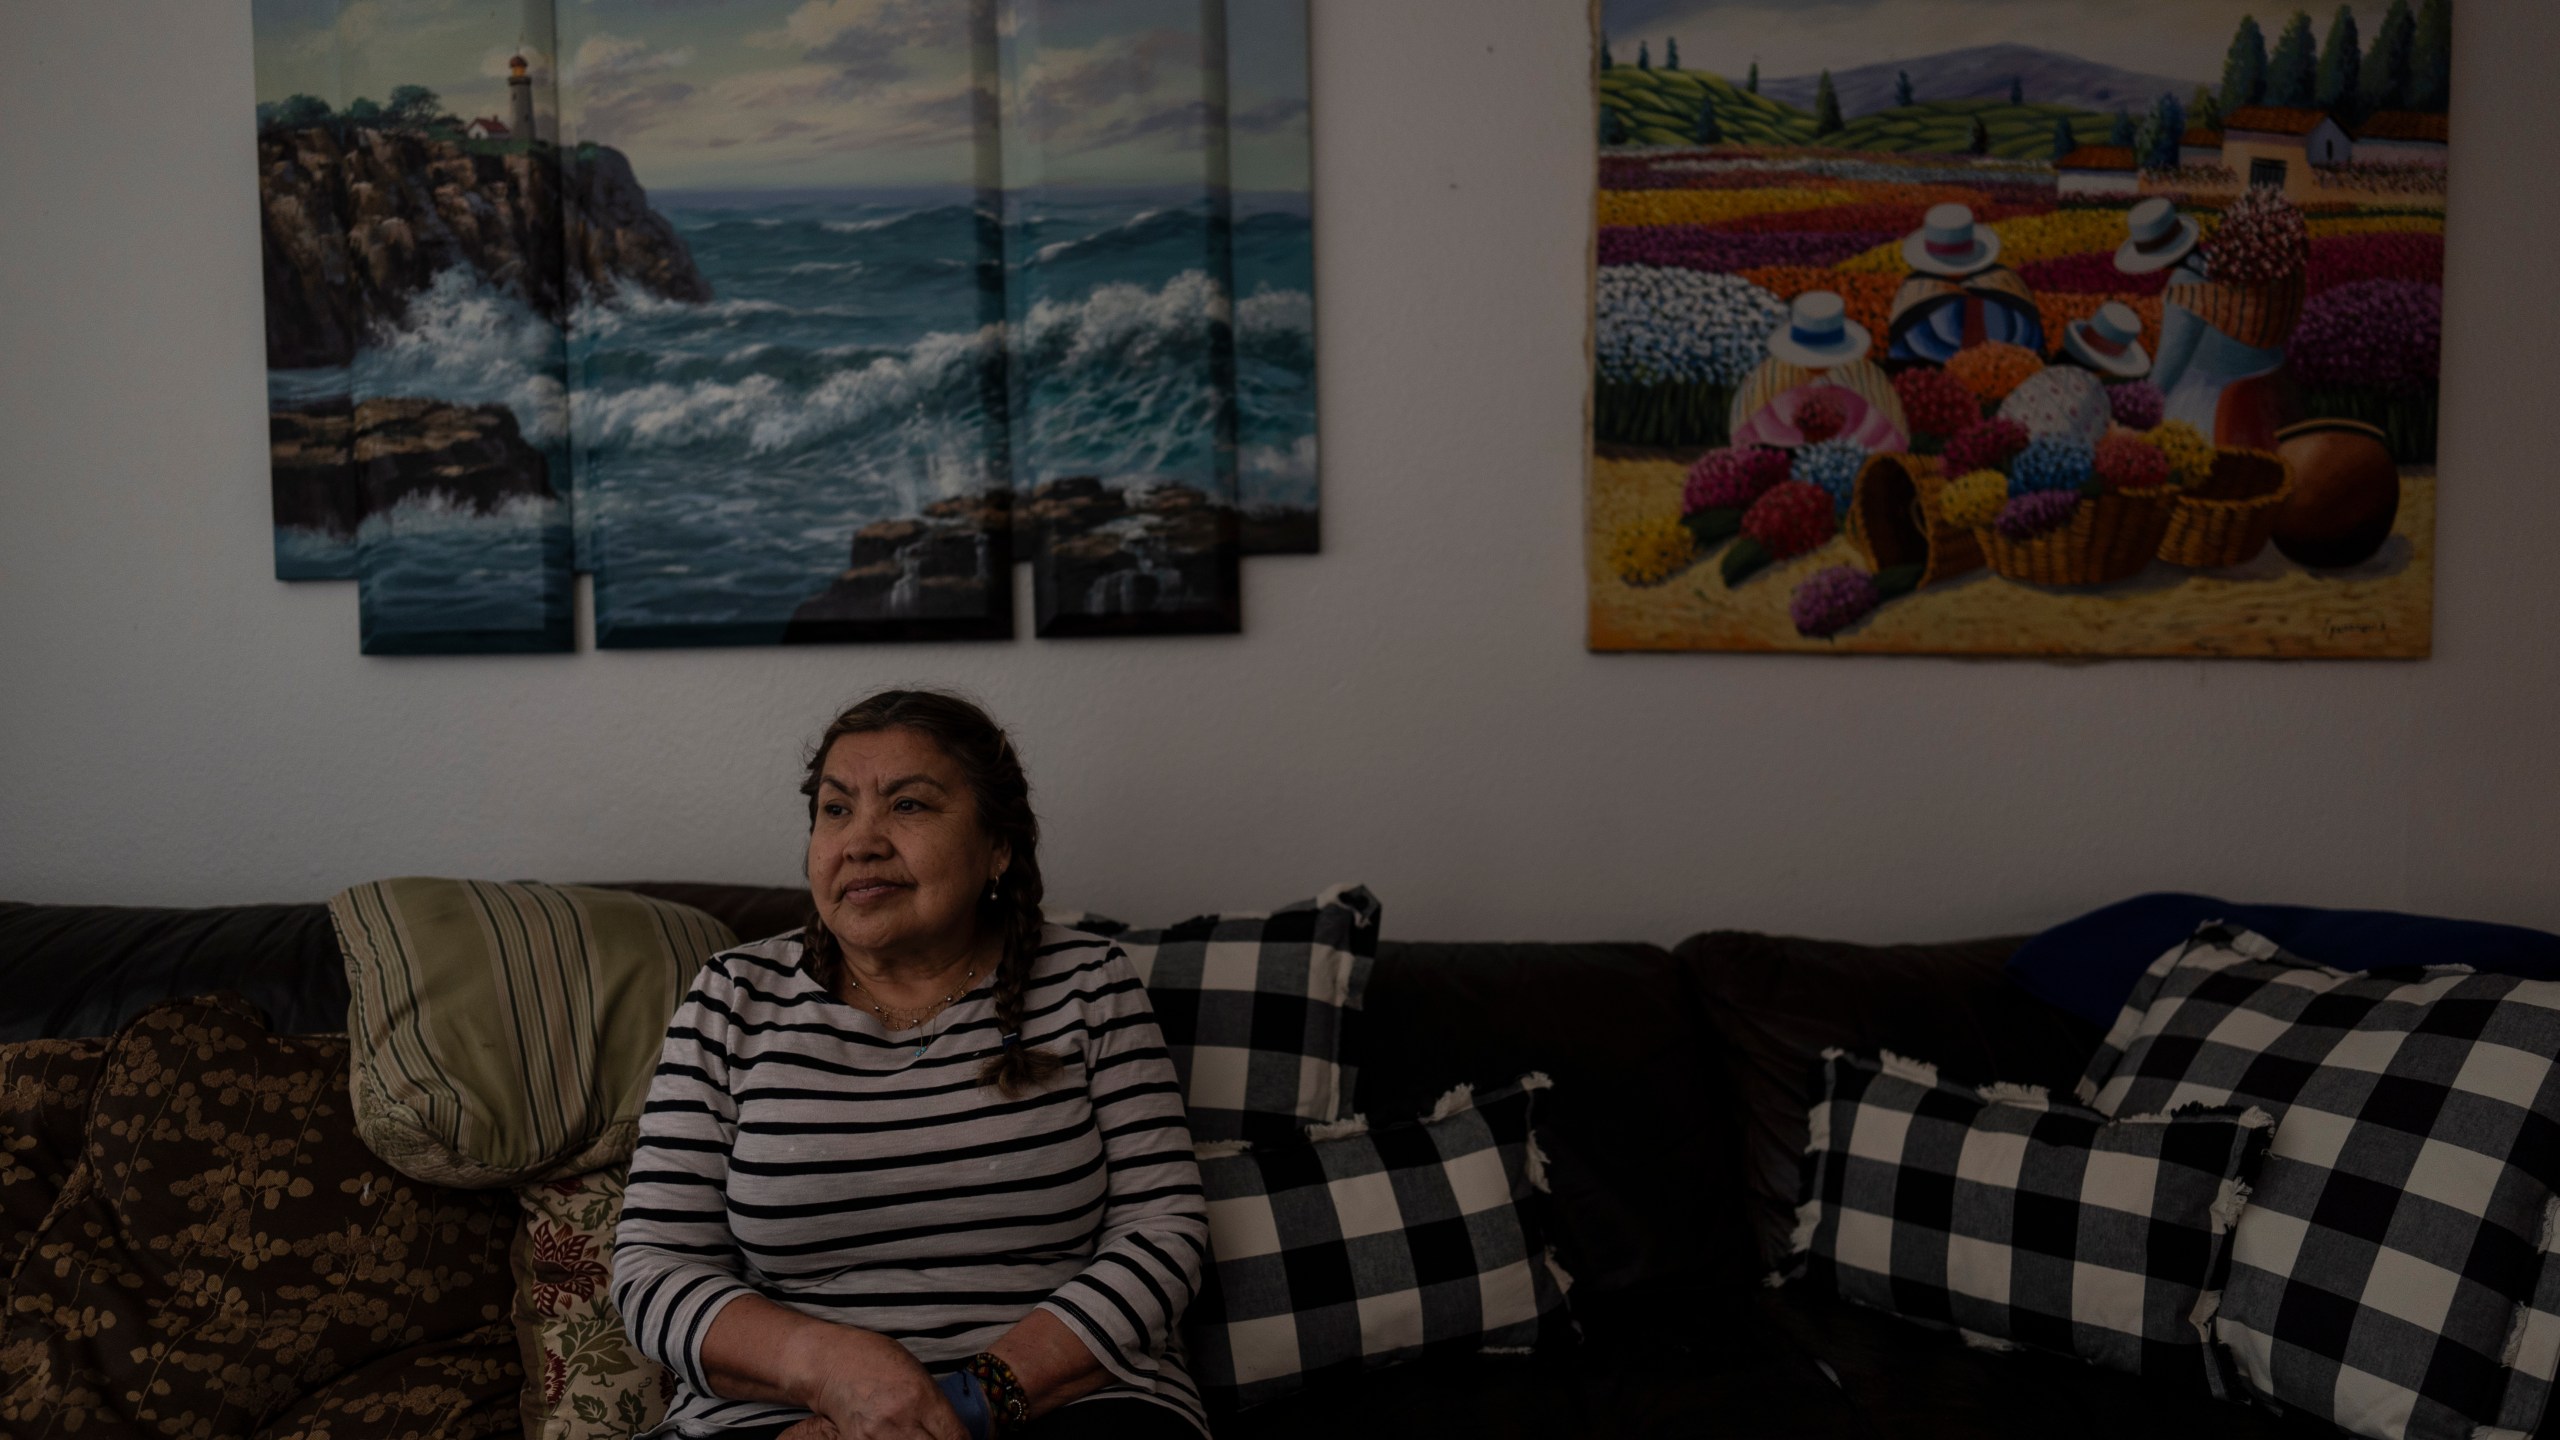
[1600,0,2316,87]
[251,0,1310,192]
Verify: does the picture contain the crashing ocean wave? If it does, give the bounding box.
[353,269,570,444]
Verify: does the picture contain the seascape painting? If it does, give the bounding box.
[255,0,581,653]
[1590,0,2448,657]
[252,0,1316,652]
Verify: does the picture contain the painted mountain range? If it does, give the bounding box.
[1758,44,2202,118]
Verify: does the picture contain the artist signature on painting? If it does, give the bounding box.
[2325,619,2389,640]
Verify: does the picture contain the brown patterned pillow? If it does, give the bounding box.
[250,1320,523,1440]
[512,1166,675,1440]
[0,1038,108,1278]
[0,994,522,1438]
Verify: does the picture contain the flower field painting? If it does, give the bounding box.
[1590,0,2449,657]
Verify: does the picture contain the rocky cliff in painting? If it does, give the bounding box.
[270,398,556,538]
[785,478,1245,639]
[258,127,708,369]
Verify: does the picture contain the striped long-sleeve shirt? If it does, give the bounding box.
[612,926,1209,1437]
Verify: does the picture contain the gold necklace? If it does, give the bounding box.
[845,963,979,1032]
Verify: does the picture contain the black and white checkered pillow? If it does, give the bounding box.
[1062,885,1379,1146]
[1792,1049,2272,1386]
[1182,1074,1569,1411]
[2079,924,2560,1440]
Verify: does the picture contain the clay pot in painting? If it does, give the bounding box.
[2273,418,2400,569]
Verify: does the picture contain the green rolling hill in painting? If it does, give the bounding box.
[1600,69,1815,146]
[1826,101,2118,158]
[1602,67,2131,156]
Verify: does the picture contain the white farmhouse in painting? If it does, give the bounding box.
[2221,107,2352,201]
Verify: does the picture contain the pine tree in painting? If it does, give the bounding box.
[2223,15,2269,108]
[2267,11,2319,107]
[1967,115,1991,155]
[2110,108,2135,146]
[2051,115,2078,161]
[1694,93,1722,144]
[2317,5,2362,116]
[1815,71,1843,135]
[1666,36,1680,71]
[1601,35,1614,71]
[2138,92,2186,169]
[1747,61,1760,94]
[2362,0,2417,111]
[2190,86,2223,134]
[1638,41,1651,71]
[2010,75,2024,104]
[1602,105,1628,146]
[2411,0,2452,111]
[1896,70,1914,107]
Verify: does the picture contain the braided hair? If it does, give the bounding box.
[798,690,1064,1097]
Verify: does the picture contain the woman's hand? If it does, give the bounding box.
[782,1323,968,1440]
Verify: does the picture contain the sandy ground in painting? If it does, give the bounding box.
[1588,457,2435,658]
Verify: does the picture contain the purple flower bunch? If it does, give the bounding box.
[2107,381,2166,432]
[1996,490,2082,539]
[1683,446,1792,514]
[1789,566,1882,638]
[1791,436,1869,519]
[2006,434,2095,497]
[1941,418,2032,477]
[2289,279,2443,396]
[1597,227,1887,272]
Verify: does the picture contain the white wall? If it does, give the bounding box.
[4,1,2555,946]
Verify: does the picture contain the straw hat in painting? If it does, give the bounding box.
[1765,291,1872,368]
[1900,203,2001,277]
[2115,197,2201,275]
[2063,301,2153,378]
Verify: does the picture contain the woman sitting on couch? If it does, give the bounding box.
[614,690,1208,1440]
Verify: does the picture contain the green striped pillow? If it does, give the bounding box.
[328,879,735,1188]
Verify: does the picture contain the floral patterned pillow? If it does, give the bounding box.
[0,994,522,1438]
[0,1037,108,1278]
[513,1165,676,1440]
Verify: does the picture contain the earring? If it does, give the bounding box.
[986,875,1002,902]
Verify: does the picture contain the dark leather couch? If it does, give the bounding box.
[0,888,2471,1439]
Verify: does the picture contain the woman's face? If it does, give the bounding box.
[807,728,1008,967]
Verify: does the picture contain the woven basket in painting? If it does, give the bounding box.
[2156,449,2294,568]
[2163,271,2307,350]
[1847,453,1983,589]
[1976,488,2176,587]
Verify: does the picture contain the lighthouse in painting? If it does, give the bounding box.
[508,54,536,141]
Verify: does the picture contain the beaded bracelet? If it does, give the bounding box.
[960,1352,1031,1435]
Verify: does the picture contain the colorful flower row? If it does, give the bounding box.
[2305,213,2444,238]
[2310,163,2450,198]
[2289,279,2443,396]
[1714,199,2045,235]
[2305,232,2445,295]
[1596,266,1787,386]
[1598,227,1892,272]
[1597,187,1859,228]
